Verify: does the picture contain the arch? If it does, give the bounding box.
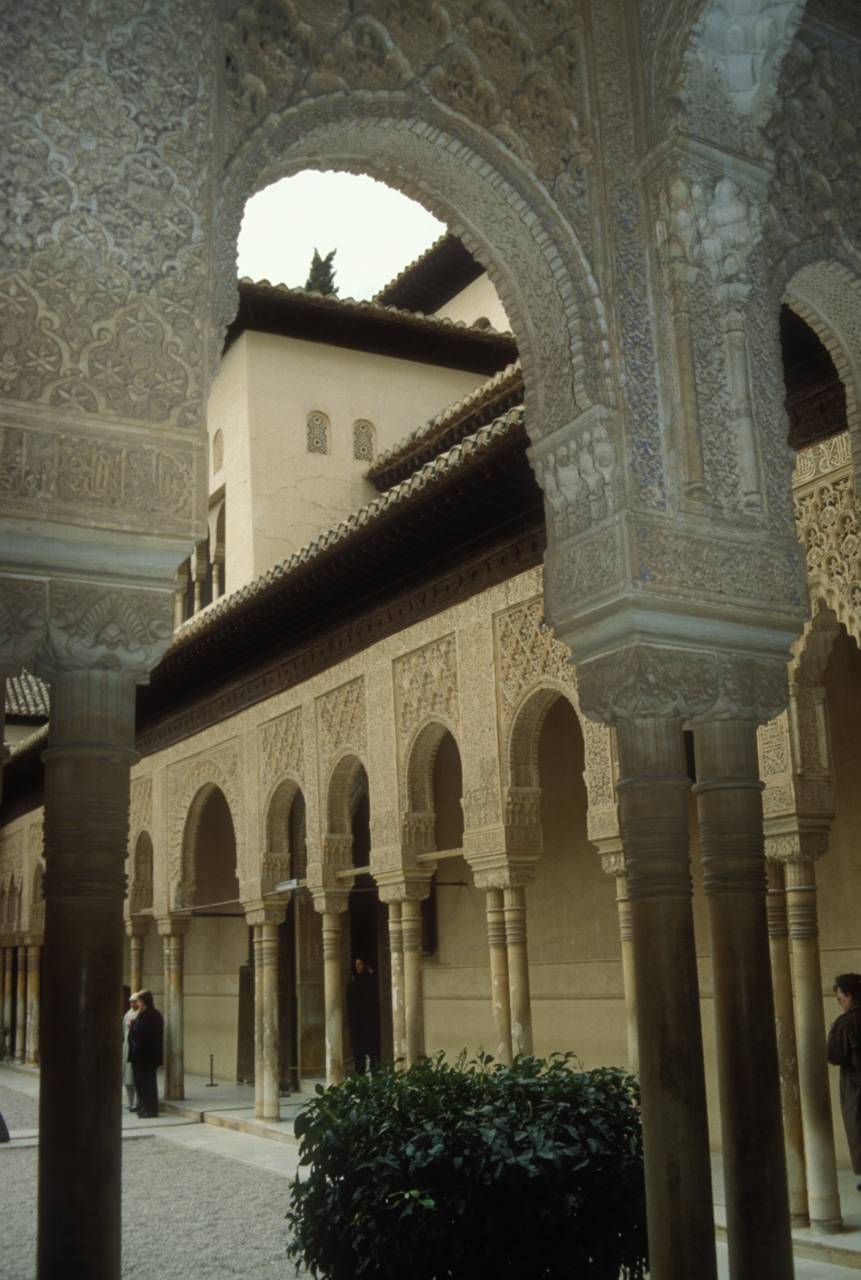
[178,781,240,908]
[216,96,608,453]
[129,830,154,914]
[212,427,224,474]
[29,862,45,934]
[265,775,303,857]
[326,752,367,837]
[169,749,245,897]
[506,681,584,790]
[404,719,458,815]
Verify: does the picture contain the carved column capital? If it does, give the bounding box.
[0,577,48,672]
[375,871,434,905]
[578,643,790,728]
[243,898,288,928]
[309,888,350,916]
[157,914,191,938]
[125,917,150,939]
[37,580,175,687]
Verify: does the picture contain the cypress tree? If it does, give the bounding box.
[305,248,338,295]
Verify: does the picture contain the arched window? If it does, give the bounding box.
[352,419,375,461]
[212,428,224,473]
[306,411,330,454]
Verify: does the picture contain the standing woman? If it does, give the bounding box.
[122,990,140,1112]
[827,972,861,1188]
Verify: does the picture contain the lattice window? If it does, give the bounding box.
[212,428,224,473]
[307,411,330,454]
[353,419,375,461]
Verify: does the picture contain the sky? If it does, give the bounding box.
[236,171,447,301]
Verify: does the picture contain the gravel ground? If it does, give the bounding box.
[0,1084,303,1280]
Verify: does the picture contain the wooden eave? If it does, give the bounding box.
[373,234,485,313]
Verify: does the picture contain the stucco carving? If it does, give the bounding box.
[129,777,153,847]
[41,581,175,678]
[316,678,367,781]
[259,707,304,800]
[0,577,47,671]
[395,635,458,748]
[794,432,861,643]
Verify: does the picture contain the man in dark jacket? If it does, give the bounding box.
[827,972,861,1187]
[346,958,377,1074]
[129,988,164,1119]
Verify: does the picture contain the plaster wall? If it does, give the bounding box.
[434,274,511,334]
[209,330,498,589]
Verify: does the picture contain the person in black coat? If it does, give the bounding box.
[346,958,377,1074]
[129,988,164,1119]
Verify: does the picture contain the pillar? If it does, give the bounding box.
[402,897,424,1065]
[37,665,139,1280]
[315,897,348,1086]
[692,718,793,1280]
[2,945,12,1049]
[247,902,285,1121]
[765,859,809,1226]
[503,884,532,1057]
[126,919,147,995]
[159,917,188,1101]
[616,715,717,1280]
[785,849,842,1232]
[25,941,41,1065]
[15,942,26,1063]
[388,900,406,1066]
[601,847,639,1075]
[485,888,512,1066]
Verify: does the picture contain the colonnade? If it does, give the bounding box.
[0,940,41,1063]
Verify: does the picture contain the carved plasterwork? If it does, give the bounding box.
[793,432,861,644]
[167,741,244,900]
[259,707,304,801]
[316,678,366,782]
[0,6,215,429]
[129,777,153,847]
[395,635,458,751]
[41,581,175,679]
[0,577,47,672]
[578,644,790,727]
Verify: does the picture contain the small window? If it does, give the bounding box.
[353,419,375,461]
[307,411,330,454]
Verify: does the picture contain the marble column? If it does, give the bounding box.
[401,897,425,1065]
[785,848,842,1232]
[15,942,26,1063]
[25,941,41,1065]
[2,945,13,1050]
[692,718,793,1280]
[159,917,189,1101]
[485,888,512,1066]
[388,900,406,1066]
[616,716,716,1280]
[315,896,348,1086]
[126,919,147,994]
[601,846,639,1075]
[503,884,532,1058]
[765,859,809,1227]
[247,902,285,1121]
[37,665,139,1280]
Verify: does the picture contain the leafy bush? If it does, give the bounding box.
[287,1052,647,1279]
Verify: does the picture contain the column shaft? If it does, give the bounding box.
[161,932,173,1098]
[2,946,13,1050]
[253,925,264,1118]
[129,931,144,995]
[26,943,41,1064]
[615,875,639,1075]
[322,911,344,1085]
[503,885,532,1057]
[15,943,26,1062]
[786,856,842,1232]
[616,717,716,1280]
[260,922,281,1120]
[402,898,424,1065]
[693,719,793,1280]
[37,668,137,1280]
[765,860,809,1226]
[166,933,185,1101]
[388,901,406,1066]
[486,888,512,1066]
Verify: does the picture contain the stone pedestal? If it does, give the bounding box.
[693,718,793,1280]
[616,716,717,1280]
[485,888,512,1066]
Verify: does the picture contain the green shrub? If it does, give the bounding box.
[287,1052,647,1280]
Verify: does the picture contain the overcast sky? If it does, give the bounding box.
[237,171,447,301]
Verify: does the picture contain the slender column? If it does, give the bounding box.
[126,919,147,994]
[26,942,42,1065]
[252,924,264,1116]
[37,666,138,1280]
[388,901,406,1066]
[401,897,424,1065]
[2,946,13,1047]
[158,918,188,1101]
[616,716,716,1280]
[321,908,345,1085]
[615,873,639,1075]
[15,942,27,1062]
[785,852,842,1232]
[503,885,532,1057]
[765,860,809,1226]
[692,718,792,1280]
[485,888,512,1066]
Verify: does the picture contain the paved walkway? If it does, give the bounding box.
[2,1061,861,1278]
